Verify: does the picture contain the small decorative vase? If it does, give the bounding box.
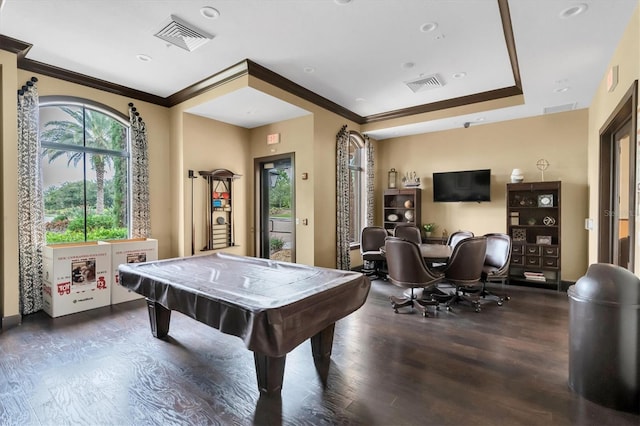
[511,168,524,183]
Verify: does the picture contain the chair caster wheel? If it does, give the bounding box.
[497,299,504,306]
[393,308,399,314]
[435,306,440,311]
[446,306,452,312]
[422,312,428,317]
[475,307,481,313]
[505,296,511,301]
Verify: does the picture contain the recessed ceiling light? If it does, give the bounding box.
[554,87,570,93]
[560,4,587,19]
[434,34,446,40]
[420,22,438,32]
[303,66,315,73]
[334,0,352,5]
[200,6,220,19]
[401,62,415,69]
[136,54,152,62]
[452,72,467,79]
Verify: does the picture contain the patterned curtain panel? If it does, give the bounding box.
[365,136,375,227]
[336,125,351,270]
[128,103,151,238]
[17,77,45,315]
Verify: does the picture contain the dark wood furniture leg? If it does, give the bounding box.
[310,323,335,359]
[146,299,171,338]
[253,353,286,395]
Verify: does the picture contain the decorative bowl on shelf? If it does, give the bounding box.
[404,210,414,221]
[387,214,399,222]
[404,200,413,208]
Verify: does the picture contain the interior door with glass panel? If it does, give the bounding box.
[258,156,295,262]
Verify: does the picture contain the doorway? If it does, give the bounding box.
[257,155,295,262]
[613,120,632,269]
[598,81,637,270]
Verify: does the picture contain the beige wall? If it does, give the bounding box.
[587,6,640,269]
[375,110,589,281]
[182,113,250,257]
[249,115,314,264]
[1,51,20,319]
[1,57,174,320]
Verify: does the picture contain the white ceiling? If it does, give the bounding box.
[1,0,637,139]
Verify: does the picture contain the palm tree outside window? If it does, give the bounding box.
[39,100,131,243]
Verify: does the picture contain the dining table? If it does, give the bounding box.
[418,243,452,263]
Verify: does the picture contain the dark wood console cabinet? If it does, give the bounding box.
[383,188,421,233]
[506,181,561,290]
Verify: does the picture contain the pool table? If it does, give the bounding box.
[118,252,371,394]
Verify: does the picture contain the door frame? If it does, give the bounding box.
[598,80,638,268]
[254,153,296,261]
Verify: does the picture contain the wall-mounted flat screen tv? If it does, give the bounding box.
[433,169,491,202]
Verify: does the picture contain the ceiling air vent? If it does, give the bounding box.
[405,74,445,93]
[154,15,214,52]
[543,102,577,115]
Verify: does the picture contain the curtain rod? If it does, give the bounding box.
[17,76,38,96]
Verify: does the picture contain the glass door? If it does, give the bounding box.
[258,155,294,262]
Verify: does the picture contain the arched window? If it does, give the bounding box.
[39,97,131,243]
[349,132,366,245]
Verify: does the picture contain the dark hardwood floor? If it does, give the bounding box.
[1,279,638,426]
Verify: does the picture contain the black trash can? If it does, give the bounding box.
[568,263,640,413]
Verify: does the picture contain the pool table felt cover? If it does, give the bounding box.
[118,253,371,358]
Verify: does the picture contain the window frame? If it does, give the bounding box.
[39,96,132,243]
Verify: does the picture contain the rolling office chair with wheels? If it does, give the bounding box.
[360,226,388,279]
[384,237,443,317]
[393,223,422,244]
[481,233,512,305]
[432,236,487,312]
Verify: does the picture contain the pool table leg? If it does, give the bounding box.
[310,323,335,359]
[146,299,171,338]
[253,353,286,395]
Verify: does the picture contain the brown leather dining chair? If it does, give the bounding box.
[432,230,474,269]
[360,226,388,279]
[447,230,474,249]
[481,233,512,305]
[384,236,443,317]
[393,223,422,244]
[432,236,487,312]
